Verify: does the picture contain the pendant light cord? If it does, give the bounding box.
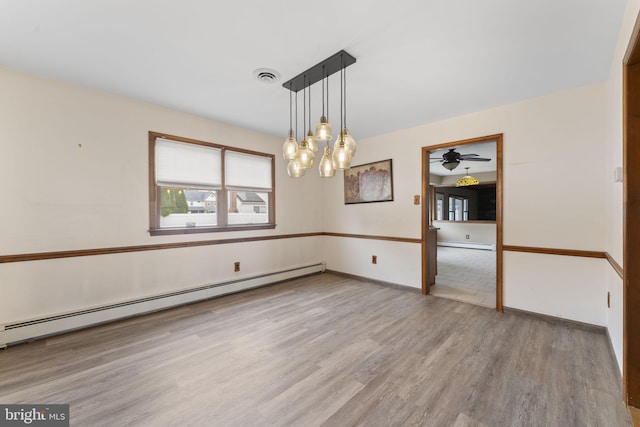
[344,62,348,129]
[302,75,306,136]
[308,81,311,132]
[289,83,293,131]
[326,67,329,121]
[340,54,344,138]
[321,65,325,116]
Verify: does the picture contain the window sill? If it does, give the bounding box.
[433,220,496,224]
[149,223,276,236]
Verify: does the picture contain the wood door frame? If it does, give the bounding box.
[421,134,503,311]
[624,11,640,410]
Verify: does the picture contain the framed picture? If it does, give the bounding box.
[344,159,394,204]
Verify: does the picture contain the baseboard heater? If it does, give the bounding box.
[0,263,325,348]
[437,242,495,251]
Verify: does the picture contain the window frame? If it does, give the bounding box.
[148,131,276,236]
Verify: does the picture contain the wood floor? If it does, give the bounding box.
[0,273,630,426]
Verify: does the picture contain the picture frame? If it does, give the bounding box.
[344,159,394,204]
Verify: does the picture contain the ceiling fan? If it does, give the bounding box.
[430,148,491,171]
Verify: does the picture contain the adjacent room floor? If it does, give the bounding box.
[0,273,628,426]
[430,246,496,308]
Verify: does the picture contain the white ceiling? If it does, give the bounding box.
[0,1,627,140]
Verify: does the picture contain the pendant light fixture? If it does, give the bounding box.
[319,143,336,177]
[332,55,352,169]
[315,65,332,142]
[287,157,305,177]
[282,84,298,161]
[296,76,315,169]
[286,90,305,177]
[456,167,479,187]
[340,57,356,157]
[305,84,318,152]
[282,50,356,178]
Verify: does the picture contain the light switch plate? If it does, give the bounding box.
[614,167,623,183]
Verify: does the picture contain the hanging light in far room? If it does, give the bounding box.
[281,50,356,178]
[456,167,480,187]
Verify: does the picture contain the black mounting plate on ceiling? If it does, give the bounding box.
[282,50,356,93]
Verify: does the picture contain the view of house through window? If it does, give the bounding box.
[149,132,275,234]
[227,191,269,224]
[159,188,218,228]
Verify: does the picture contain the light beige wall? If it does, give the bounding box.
[323,82,609,326]
[603,0,640,374]
[438,171,496,186]
[434,222,496,246]
[0,67,323,325]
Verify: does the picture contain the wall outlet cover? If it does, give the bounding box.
[614,167,623,183]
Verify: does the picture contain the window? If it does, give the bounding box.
[435,192,444,221]
[433,184,496,222]
[149,132,275,235]
[448,196,468,221]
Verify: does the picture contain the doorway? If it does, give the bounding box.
[623,15,640,410]
[421,134,503,311]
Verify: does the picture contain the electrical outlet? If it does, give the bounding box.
[234,262,240,272]
[414,195,420,205]
[465,235,470,239]
[372,255,377,264]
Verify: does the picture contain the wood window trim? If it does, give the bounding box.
[148,131,276,235]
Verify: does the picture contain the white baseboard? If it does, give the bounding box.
[0,263,325,347]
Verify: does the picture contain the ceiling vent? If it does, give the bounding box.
[253,68,281,83]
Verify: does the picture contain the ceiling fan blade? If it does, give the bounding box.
[430,159,443,163]
[458,154,479,158]
[463,157,491,161]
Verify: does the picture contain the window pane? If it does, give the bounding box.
[225,151,272,191]
[463,198,469,221]
[159,187,218,228]
[448,196,455,220]
[454,198,463,221]
[155,139,222,189]
[436,193,444,221]
[227,191,269,224]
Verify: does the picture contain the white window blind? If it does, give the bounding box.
[225,150,273,191]
[155,139,222,189]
